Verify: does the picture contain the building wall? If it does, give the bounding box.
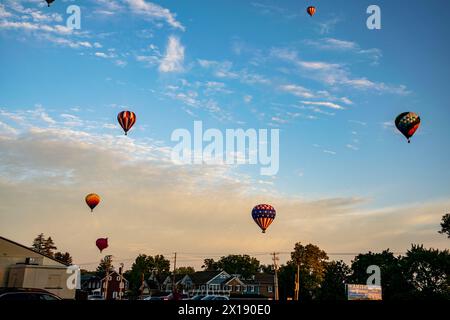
[0,237,63,287]
[8,265,75,299]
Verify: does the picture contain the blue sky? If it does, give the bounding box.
[0,0,449,267]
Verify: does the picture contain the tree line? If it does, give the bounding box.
[31,213,449,299]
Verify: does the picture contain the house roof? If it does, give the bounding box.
[243,273,274,285]
[0,236,70,266]
[100,271,129,283]
[189,271,223,285]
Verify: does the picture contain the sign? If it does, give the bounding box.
[346,284,382,300]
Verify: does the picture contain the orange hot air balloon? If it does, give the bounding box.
[307,6,316,16]
[117,111,136,135]
[85,193,100,212]
[96,238,108,253]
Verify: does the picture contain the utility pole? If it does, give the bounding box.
[272,252,279,301]
[172,252,177,293]
[118,263,124,300]
[294,263,300,301]
[103,255,112,300]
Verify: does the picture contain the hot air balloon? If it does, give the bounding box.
[117,111,136,135]
[307,6,316,16]
[96,238,108,253]
[395,112,421,143]
[45,0,55,7]
[85,193,100,212]
[252,204,276,233]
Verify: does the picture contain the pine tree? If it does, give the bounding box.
[32,233,46,254]
[54,252,73,265]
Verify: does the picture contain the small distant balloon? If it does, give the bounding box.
[307,6,316,16]
[45,0,55,7]
[96,238,108,253]
[252,204,276,233]
[117,111,136,135]
[395,112,421,143]
[85,193,100,212]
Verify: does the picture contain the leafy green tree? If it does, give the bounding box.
[217,255,260,278]
[439,213,450,238]
[126,254,171,296]
[54,252,73,265]
[350,249,411,300]
[202,258,220,271]
[401,245,450,299]
[291,242,329,300]
[317,260,351,300]
[176,266,195,275]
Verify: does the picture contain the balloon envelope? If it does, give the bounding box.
[96,238,108,253]
[117,111,136,135]
[395,112,420,143]
[252,204,276,233]
[85,193,100,212]
[307,6,316,16]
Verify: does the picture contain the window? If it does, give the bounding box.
[235,285,240,292]
[250,286,255,293]
[268,286,273,293]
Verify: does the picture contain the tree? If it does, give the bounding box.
[176,266,195,276]
[317,260,351,301]
[350,249,411,300]
[401,244,450,299]
[32,233,46,253]
[96,255,113,278]
[31,233,57,258]
[217,255,260,279]
[126,254,171,297]
[260,264,274,274]
[54,252,73,265]
[290,242,329,300]
[202,258,220,271]
[439,213,450,238]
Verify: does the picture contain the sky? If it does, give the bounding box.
[0,0,449,270]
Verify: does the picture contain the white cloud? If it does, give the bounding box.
[0,20,73,35]
[300,101,345,110]
[346,144,359,151]
[159,36,184,73]
[279,84,314,99]
[0,116,447,268]
[125,0,185,31]
[271,47,408,94]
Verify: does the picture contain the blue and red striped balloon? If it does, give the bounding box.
[252,204,276,233]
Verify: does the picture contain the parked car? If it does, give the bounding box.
[87,294,105,300]
[190,295,206,300]
[0,288,62,301]
[201,295,230,301]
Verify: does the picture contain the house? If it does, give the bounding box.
[100,270,129,300]
[240,273,275,299]
[160,270,275,299]
[0,236,75,299]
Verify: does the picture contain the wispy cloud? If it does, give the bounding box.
[125,0,185,31]
[271,47,408,94]
[198,59,270,86]
[159,36,184,73]
[300,101,345,110]
[279,84,314,99]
